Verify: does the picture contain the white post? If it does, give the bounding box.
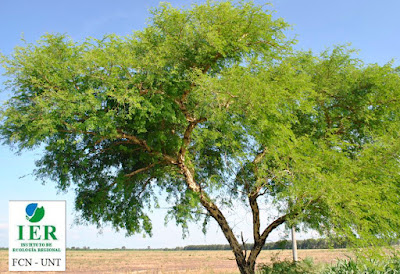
[291,226,298,262]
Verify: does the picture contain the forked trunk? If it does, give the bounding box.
[180,162,264,274]
[238,264,254,274]
[236,259,256,274]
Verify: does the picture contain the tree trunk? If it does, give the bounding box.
[179,162,249,271]
[239,264,255,274]
[179,161,283,274]
[177,138,287,274]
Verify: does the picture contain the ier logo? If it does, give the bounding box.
[9,200,66,271]
[25,203,45,223]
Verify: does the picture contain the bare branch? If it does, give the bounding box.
[257,187,269,197]
[260,215,287,241]
[241,231,248,259]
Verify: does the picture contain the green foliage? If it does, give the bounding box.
[1,0,400,253]
[323,256,400,274]
[259,257,317,274]
[323,259,359,274]
[0,0,292,237]
[259,256,400,274]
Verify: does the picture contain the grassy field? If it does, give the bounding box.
[0,249,350,273]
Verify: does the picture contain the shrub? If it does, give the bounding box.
[259,255,400,274]
[259,257,317,274]
[323,256,400,274]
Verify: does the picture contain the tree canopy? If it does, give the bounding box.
[1,1,400,273]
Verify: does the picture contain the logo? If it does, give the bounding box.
[10,201,66,271]
[25,203,45,223]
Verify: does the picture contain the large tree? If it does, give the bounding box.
[1,1,400,273]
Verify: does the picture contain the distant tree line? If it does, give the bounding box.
[70,246,90,250]
[64,238,399,251]
[183,238,348,251]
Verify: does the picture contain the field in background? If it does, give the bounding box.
[0,249,350,273]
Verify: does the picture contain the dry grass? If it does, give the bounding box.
[0,248,350,273]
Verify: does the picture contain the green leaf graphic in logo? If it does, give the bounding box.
[25,203,45,222]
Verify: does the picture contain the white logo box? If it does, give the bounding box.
[9,200,66,271]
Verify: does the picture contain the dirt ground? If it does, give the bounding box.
[0,249,350,273]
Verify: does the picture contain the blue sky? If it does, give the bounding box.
[0,0,399,249]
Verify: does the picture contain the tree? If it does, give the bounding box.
[1,1,400,273]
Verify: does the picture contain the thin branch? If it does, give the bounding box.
[58,129,96,136]
[158,207,210,217]
[246,214,287,265]
[178,117,207,162]
[108,180,118,189]
[226,91,239,98]
[259,214,287,241]
[137,176,154,197]
[107,176,155,199]
[257,187,269,197]
[116,129,177,164]
[236,147,267,195]
[241,231,248,259]
[125,163,156,177]
[174,82,197,122]
[175,52,223,122]
[246,196,323,265]
[117,129,151,150]
[175,98,195,122]
[95,137,107,145]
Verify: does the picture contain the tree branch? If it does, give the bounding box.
[178,118,207,162]
[260,215,287,243]
[125,163,156,177]
[179,161,247,270]
[107,176,155,199]
[175,52,223,122]
[137,176,154,197]
[236,147,267,194]
[247,214,287,267]
[116,129,177,164]
[246,196,322,267]
[241,231,248,260]
[249,196,261,244]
